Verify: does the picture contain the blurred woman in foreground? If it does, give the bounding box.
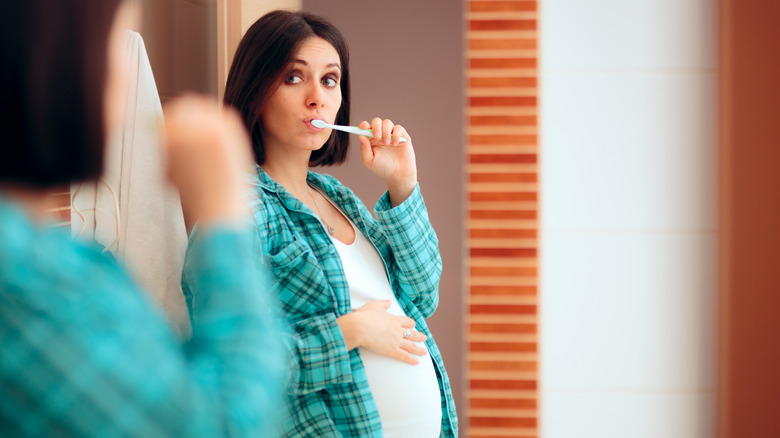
[0,1,284,436]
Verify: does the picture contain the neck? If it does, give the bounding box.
[261,149,314,199]
[0,184,61,222]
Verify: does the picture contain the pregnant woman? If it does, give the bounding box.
[221,9,458,438]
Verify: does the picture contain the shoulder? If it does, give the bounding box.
[307,172,363,208]
[0,204,96,290]
[0,211,151,330]
[307,171,347,191]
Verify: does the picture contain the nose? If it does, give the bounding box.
[305,82,325,108]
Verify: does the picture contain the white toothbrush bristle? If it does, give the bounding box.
[311,119,327,128]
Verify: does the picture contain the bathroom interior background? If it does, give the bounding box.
[44,0,780,437]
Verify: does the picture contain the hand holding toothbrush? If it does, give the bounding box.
[358,117,418,207]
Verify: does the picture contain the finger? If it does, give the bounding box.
[358,300,391,313]
[393,350,421,365]
[398,316,417,328]
[382,119,393,145]
[400,341,428,357]
[391,124,405,145]
[368,300,392,310]
[408,330,427,343]
[400,327,427,343]
[371,117,382,141]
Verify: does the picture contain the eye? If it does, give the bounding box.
[322,75,338,88]
[285,73,303,85]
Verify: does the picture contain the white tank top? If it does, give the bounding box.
[330,220,442,437]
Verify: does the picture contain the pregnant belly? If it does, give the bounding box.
[359,346,443,438]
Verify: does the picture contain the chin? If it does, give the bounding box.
[306,138,329,151]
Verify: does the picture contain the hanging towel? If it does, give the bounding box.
[72,31,190,337]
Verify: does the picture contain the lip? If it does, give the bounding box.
[304,118,325,131]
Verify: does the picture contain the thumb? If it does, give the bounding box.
[362,299,392,311]
[358,134,373,168]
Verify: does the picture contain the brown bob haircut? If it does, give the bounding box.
[224,10,351,167]
[0,0,123,187]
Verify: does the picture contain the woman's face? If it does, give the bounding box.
[260,36,342,157]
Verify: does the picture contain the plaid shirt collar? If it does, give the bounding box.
[253,165,377,236]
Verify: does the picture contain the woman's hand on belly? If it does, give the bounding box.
[337,300,428,365]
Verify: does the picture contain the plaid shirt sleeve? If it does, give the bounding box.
[281,314,354,395]
[374,184,443,318]
[0,209,286,437]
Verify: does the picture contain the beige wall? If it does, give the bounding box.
[217,0,302,99]
[138,0,218,102]
[137,0,302,102]
[239,0,301,32]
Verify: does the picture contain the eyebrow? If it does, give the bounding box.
[292,59,341,70]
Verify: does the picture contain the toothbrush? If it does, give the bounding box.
[311,119,407,143]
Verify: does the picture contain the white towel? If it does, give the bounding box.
[72,31,190,337]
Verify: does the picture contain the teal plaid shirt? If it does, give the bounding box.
[250,167,458,437]
[0,195,286,437]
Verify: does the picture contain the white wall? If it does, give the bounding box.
[540,1,718,437]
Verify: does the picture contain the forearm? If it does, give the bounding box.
[182,223,287,433]
[375,184,443,298]
[386,177,417,208]
[336,311,364,351]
